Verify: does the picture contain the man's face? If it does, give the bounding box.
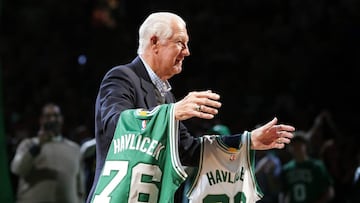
[289,140,307,159]
[155,21,190,80]
[41,105,63,134]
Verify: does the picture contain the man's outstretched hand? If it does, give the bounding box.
[251,117,295,150]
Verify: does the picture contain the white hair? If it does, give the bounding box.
[137,12,186,55]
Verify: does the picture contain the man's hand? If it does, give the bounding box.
[174,90,221,121]
[251,117,295,150]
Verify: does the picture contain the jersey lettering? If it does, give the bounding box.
[112,134,165,160]
[206,167,245,185]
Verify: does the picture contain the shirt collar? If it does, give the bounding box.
[139,56,172,96]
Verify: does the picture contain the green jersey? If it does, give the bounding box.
[281,158,333,203]
[91,104,187,203]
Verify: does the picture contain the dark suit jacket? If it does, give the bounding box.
[87,56,242,202]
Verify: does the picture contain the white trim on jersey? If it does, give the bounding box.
[169,104,187,180]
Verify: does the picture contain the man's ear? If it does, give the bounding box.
[150,36,160,53]
[150,35,158,45]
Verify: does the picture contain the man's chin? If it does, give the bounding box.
[174,65,182,73]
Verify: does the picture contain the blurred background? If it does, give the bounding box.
[1,0,359,202]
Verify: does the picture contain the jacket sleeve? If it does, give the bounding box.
[97,66,141,140]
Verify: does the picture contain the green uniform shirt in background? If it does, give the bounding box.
[281,158,333,203]
[91,104,187,203]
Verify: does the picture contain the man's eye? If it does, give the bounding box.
[178,41,186,49]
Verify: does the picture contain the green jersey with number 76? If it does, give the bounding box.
[91,104,187,203]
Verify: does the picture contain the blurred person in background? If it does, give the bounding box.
[255,149,282,203]
[279,131,334,203]
[10,103,84,203]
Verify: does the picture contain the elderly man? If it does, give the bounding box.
[87,12,295,203]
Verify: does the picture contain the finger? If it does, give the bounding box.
[192,109,215,119]
[188,91,221,112]
[201,98,222,109]
[277,124,295,132]
[192,97,221,110]
[282,138,291,144]
[277,137,291,144]
[198,105,218,115]
[261,117,278,130]
[191,91,220,101]
[275,143,285,149]
[194,104,201,112]
[198,112,215,120]
[278,131,294,139]
[189,104,217,120]
[206,92,220,101]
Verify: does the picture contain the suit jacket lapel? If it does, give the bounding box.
[130,57,159,108]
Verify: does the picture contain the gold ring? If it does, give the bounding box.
[195,105,201,111]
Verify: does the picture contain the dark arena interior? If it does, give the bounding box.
[1,0,359,202]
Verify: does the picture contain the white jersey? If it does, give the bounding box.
[186,132,263,203]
